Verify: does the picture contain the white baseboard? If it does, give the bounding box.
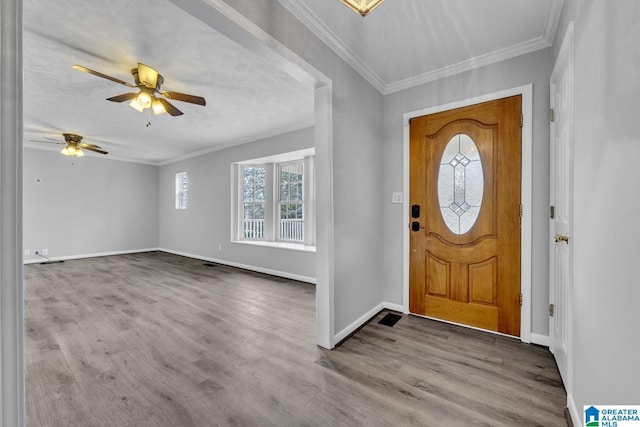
[333,301,407,345]
[22,248,160,265]
[530,333,550,347]
[334,302,385,344]
[567,393,579,426]
[158,248,316,284]
[383,302,405,313]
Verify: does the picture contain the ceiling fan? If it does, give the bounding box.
[73,62,206,117]
[30,133,108,157]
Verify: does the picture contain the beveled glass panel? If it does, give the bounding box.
[437,133,484,235]
[460,134,480,160]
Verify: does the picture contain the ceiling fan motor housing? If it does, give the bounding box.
[62,133,83,143]
[131,67,164,91]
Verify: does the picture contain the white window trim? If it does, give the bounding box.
[232,148,315,250]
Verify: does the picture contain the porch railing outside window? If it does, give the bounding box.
[243,219,264,239]
[242,219,303,241]
[279,219,304,241]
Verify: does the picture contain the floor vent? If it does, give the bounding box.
[378,312,402,327]
[203,263,219,267]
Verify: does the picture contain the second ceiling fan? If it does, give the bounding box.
[73,62,206,117]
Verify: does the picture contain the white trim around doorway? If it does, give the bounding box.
[401,84,534,343]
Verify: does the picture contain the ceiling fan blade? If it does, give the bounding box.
[137,62,159,89]
[78,142,103,150]
[81,146,108,155]
[106,93,137,103]
[73,64,135,87]
[161,91,206,106]
[157,98,183,116]
[29,140,64,145]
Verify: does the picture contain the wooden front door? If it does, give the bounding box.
[409,95,522,336]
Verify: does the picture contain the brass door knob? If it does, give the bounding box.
[554,234,570,244]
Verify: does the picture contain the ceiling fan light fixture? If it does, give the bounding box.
[339,0,384,16]
[129,97,144,112]
[137,90,153,109]
[60,144,84,157]
[152,99,166,115]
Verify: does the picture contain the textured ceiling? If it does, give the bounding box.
[279,0,563,93]
[24,0,563,164]
[23,0,315,164]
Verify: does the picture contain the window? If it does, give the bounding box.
[233,149,315,249]
[175,172,188,209]
[241,166,266,239]
[278,161,304,241]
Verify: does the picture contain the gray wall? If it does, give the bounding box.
[215,0,386,333]
[554,0,640,415]
[23,148,159,261]
[382,48,553,336]
[158,127,316,281]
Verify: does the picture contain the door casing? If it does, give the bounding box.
[402,84,534,343]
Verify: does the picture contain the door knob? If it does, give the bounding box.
[554,234,570,244]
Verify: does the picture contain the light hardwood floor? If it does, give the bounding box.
[26,252,567,426]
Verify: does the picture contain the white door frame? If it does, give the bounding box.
[402,84,534,343]
[549,21,575,422]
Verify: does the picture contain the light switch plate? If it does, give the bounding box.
[392,192,403,204]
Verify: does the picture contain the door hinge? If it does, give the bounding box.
[549,304,555,317]
[519,293,523,307]
[550,205,555,219]
[519,204,523,219]
[550,108,555,122]
[520,113,523,128]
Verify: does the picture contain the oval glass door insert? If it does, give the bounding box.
[437,133,484,234]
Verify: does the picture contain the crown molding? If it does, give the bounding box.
[384,36,551,94]
[278,0,387,93]
[543,0,565,43]
[158,118,315,166]
[25,119,315,167]
[278,0,564,95]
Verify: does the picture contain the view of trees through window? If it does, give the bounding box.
[240,161,305,242]
[175,172,188,209]
[278,161,304,241]
[242,166,266,239]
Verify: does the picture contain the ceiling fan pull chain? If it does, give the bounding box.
[146,108,152,127]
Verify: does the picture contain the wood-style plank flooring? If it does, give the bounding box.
[26,252,567,426]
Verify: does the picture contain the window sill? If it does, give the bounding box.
[232,240,316,253]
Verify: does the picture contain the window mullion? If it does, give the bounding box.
[263,163,275,241]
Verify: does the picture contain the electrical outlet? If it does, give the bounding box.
[24,249,30,256]
[392,192,403,204]
[42,249,48,255]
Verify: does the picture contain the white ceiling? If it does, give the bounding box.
[23,0,315,164]
[24,0,563,164]
[279,0,563,93]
